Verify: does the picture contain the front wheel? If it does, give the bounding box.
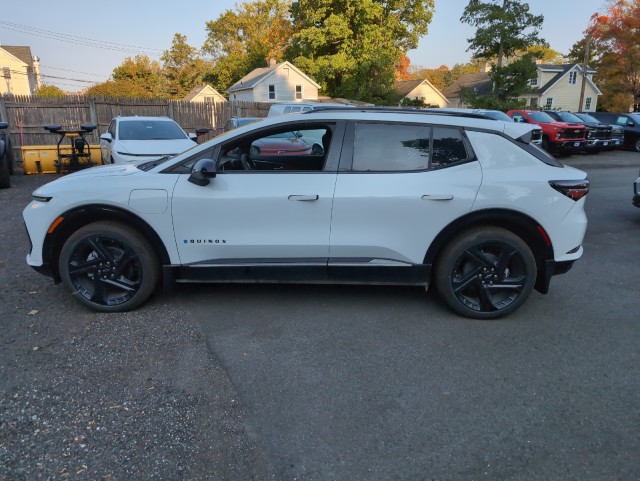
[634,138,640,152]
[59,221,160,312]
[435,227,536,319]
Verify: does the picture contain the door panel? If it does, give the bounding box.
[171,172,337,265]
[329,163,482,265]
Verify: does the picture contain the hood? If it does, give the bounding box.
[116,139,196,156]
[32,164,140,197]
[550,121,585,129]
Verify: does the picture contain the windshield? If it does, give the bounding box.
[478,110,513,121]
[554,112,584,123]
[119,120,187,141]
[629,113,640,123]
[576,113,599,123]
[528,111,556,123]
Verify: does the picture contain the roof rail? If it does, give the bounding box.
[302,106,489,119]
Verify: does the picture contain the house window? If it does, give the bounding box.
[569,71,577,85]
[530,97,538,108]
[545,97,553,109]
[204,96,215,103]
[529,77,538,87]
[268,85,276,100]
[295,85,302,100]
[2,67,10,79]
[585,97,592,111]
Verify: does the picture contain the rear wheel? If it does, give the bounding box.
[59,222,160,312]
[634,138,640,152]
[435,227,536,319]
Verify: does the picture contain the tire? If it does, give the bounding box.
[435,227,536,320]
[0,152,10,189]
[5,135,14,175]
[59,221,160,312]
[634,138,640,152]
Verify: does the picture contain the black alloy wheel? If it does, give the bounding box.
[435,227,536,319]
[59,222,159,312]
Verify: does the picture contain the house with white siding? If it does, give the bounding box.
[183,84,226,103]
[443,63,601,112]
[0,45,41,96]
[395,79,448,107]
[227,59,320,103]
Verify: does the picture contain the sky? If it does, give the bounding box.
[1,0,607,92]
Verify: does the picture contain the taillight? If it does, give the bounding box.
[549,180,590,201]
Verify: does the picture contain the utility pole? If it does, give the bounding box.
[578,35,592,112]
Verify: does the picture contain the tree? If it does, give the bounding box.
[460,0,547,107]
[161,34,213,98]
[85,55,164,98]
[36,85,66,97]
[461,0,546,68]
[289,0,435,103]
[589,0,640,112]
[202,0,293,92]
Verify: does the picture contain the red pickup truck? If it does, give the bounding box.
[507,110,587,155]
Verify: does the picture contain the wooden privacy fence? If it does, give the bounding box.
[0,95,271,167]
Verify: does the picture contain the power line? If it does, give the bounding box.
[39,64,109,78]
[0,20,164,56]
[3,68,97,84]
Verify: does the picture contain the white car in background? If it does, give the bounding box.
[100,116,199,165]
[25,108,589,319]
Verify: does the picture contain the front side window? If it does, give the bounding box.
[351,123,471,172]
[216,125,333,172]
[268,85,276,100]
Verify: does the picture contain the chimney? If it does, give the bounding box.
[268,57,277,67]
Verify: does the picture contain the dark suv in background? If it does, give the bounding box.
[543,110,613,152]
[573,112,624,149]
[587,112,640,152]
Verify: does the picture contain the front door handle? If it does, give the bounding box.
[288,195,319,201]
[422,194,454,201]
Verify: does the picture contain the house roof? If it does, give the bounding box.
[442,72,493,98]
[227,61,320,93]
[395,79,425,97]
[534,63,601,96]
[441,63,602,99]
[395,79,448,104]
[0,45,34,68]
[182,84,225,102]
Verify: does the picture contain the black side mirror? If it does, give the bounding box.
[0,122,8,130]
[188,158,217,186]
[195,128,210,136]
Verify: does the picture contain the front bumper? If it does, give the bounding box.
[552,140,586,152]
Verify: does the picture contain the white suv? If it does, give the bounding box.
[99,116,199,165]
[24,108,589,319]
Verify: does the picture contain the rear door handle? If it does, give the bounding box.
[422,194,454,201]
[288,195,319,201]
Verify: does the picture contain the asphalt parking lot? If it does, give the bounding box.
[1,150,639,481]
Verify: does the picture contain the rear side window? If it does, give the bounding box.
[351,123,471,172]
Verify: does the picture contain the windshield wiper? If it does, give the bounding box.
[137,155,172,171]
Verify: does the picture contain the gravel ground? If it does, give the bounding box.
[0,174,275,480]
